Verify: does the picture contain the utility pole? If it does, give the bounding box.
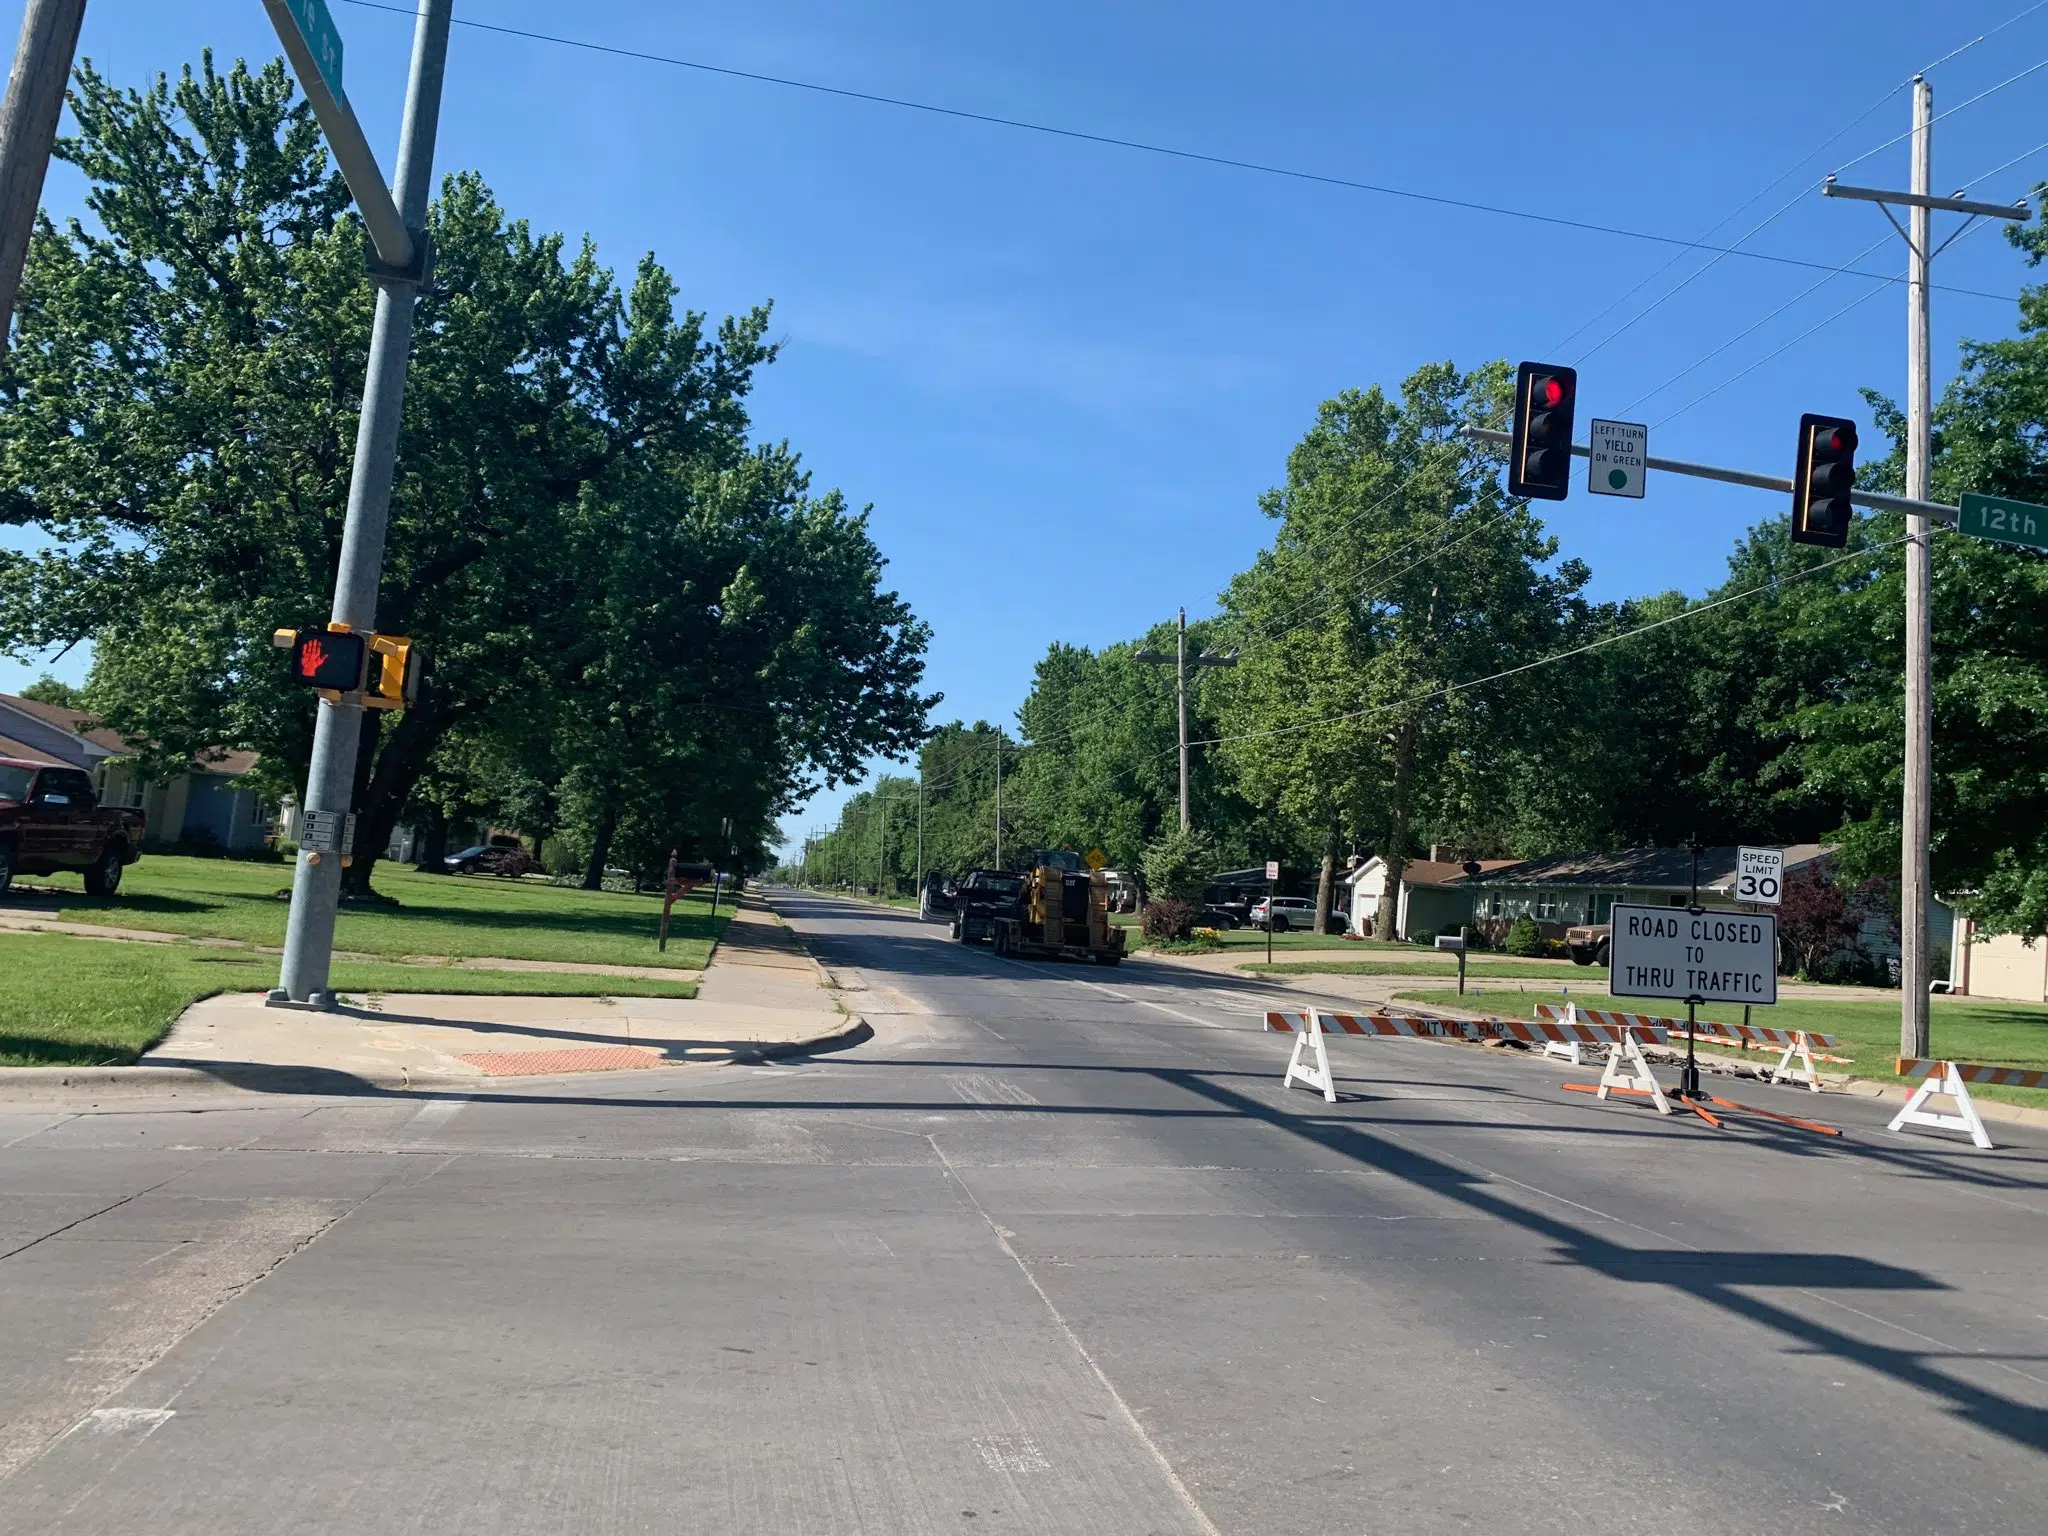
[993,725,1003,870]
[1135,608,1237,831]
[915,771,925,896]
[0,0,86,360]
[272,0,454,1006]
[1821,78,2028,1058]
[878,793,888,897]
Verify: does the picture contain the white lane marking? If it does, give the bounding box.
[976,1433,1051,1473]
[64,1407,175,1438]
[397,1096,472,1136]
[930,1135,1225,1536]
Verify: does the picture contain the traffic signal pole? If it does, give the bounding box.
[0,0,86,361]
[274,0,454,1006]
[1821,77,2028,1058]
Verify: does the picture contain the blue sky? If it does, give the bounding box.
[8,1,2048,852]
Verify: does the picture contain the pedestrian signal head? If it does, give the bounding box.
[1791,413,1857,548]
[1509,361,1578,501]
[286,627,370,692]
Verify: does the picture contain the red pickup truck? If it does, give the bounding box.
[0,758,147,896]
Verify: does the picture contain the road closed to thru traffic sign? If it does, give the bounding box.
[1608,903,1778,1007]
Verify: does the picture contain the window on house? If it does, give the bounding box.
[1538,898,1558,919]
[1488,897,1502,917]
[250,797,268,826]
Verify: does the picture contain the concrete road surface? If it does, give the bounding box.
[1,890,2043,1534]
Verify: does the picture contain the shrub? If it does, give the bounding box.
[1503,916,1545,957]
[1411,928,1436,947]
[1142,898,1196,941]
[1140,828,1217,906]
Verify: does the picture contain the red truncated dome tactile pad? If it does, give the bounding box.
[455,1046,668,1077]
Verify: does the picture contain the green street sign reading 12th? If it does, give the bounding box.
[1958,492,2048,552]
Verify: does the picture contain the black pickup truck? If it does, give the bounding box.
[0,759,147,896]
[949,869,1024,945]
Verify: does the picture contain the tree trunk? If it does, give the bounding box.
[342,696,448,899]
[1374,716,1420,940]
[581,801,618,890]
[1314,818,1341,935]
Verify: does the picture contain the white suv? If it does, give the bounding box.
[1249,896,1316,932]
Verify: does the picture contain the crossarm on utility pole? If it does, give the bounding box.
[1458,427,1960,523]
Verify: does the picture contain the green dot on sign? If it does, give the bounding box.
[1608,468,1629,490]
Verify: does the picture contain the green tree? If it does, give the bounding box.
[1215,361,1593,935]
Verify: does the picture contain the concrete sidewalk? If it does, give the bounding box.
[2,894,862,1099]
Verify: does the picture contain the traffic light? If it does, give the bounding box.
[277,626,369,693]
[1509,361,1578,501]
[1791,413,1858,548]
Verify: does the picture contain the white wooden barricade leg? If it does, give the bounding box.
[1284,1007,1338,1103]
[1888,1062,1994,1150]
[1767,1031,1822,1093]
[1543,1003,1584,1066]
[1598,1026,1671,1115]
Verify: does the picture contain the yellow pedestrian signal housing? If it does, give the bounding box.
[1791,413,1857,549]
[272,626,419,708]
[364,634,420,711]
[1509,361,1577,501]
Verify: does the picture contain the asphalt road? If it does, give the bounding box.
[1,890,2044,1534]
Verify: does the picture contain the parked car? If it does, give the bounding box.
[1248,895,1316,932]
[1565,922,1611,966]
[444,840,539,877]
[1196,904,1243,930]
[0,758,146,896]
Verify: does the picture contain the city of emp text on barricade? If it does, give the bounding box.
[1607,903,1779,1007]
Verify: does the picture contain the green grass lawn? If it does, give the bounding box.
[1246,958,1609,981]
[0,930,700,1067]
[6,855,729,970]
[1393,984,2048,1109]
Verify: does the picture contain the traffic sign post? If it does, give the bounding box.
[270,0,454,1008]
[1265,860,1280,963]
[1610,903,1778,1099]
[1735,846,1784,906]
[1957,492,2048,552]
[1587,418,1646,498]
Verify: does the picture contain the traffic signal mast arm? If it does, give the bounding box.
[1458,426,1959,523]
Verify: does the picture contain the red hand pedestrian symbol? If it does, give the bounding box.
[299,637,327,678]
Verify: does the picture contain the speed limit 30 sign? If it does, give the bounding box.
[1736,846,1784,906]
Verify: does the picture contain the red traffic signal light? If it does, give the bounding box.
[1791,412,1858,548]
[1509,361,1578,500]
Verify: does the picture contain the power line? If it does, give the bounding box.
[1832,53,2048,180]
[1185,537,1909,753]
[333,0,2016,303]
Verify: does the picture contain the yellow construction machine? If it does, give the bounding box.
[990,855,1126,965]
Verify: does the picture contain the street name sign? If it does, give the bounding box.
[278,0,345,100]
[1609,903,1778,1006]
[1588,418,1647,498]
[1735,846,1784,906]
[1958,492,2048,552]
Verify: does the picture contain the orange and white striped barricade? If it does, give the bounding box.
[1887,1058,2047,1150]
[1531,1003,1671,1065]
[1740,1024,1842,1092]
[1264,1009,1478,1102]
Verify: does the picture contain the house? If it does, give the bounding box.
[1340,849,1519,939]
[1459,845,1835,942]
[1948,918,2048,1002]
[0,693,273,853]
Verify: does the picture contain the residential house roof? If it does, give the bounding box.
[0,733,65,765]
[1460,844,1830,893]
[0,694,260,780]
[1344,856,1521,889]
